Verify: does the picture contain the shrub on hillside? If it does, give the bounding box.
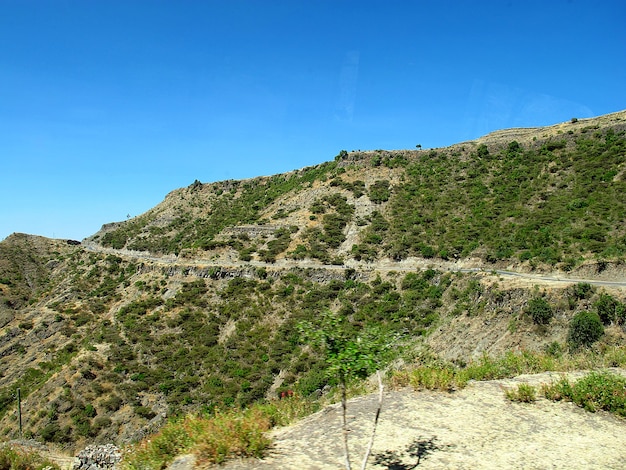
[567,311,604,349]
[595,293,626,325]
[525,297,553,325]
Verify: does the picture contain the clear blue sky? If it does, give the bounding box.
[1,0,624,241]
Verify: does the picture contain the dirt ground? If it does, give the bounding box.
[197,369,626,470]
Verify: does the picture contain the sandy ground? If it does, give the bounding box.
[203,370,626,470]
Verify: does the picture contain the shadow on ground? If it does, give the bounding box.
[373,436,452,469]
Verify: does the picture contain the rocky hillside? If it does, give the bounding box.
[88,110,626,270]
[0,111,625,451]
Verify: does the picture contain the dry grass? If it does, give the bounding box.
[120,395,319,469]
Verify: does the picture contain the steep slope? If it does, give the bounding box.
[88,110,626,271]
[0,111,625,451]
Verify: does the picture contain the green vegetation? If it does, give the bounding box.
[0,445,60,470]
[299,193,355,262]
[525,297,554,325]
[504,383,537,403]
[384,129,626,265]
[120,396,319,469]
[1,116,625,462]
[120,346,626,470]
[92,124,626,268]
[567,311,604,349]
[595,293,626,325]
[543,371,626,417]
[102,163,339,254]
[391,346,626,392]
[368,179,391,203]
[299,309,390,469]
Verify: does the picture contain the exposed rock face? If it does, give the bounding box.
[73,444,121,470]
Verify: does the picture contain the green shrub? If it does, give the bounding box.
[543,371,626,416]
[595,293,626,325]
[368,180,391,203]
[567,311,604,349]
[39,422,72,444]
[525,297,553,325]
[121,408,274,469]
[569,282,593,301]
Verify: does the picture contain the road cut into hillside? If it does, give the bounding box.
[83,243,626,291]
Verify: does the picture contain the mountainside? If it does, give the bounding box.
[1,111,625,452]
[89,110,626,269]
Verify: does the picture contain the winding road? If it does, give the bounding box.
[82,242,626,289]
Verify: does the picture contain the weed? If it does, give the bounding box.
[504,383,537,403]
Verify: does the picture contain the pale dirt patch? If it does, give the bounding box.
[210,370,626,470]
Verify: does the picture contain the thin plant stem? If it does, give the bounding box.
[360,371,383,470]
[342,378,352,470]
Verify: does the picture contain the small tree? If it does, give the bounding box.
[525,297,553,325]
[595,293,626,325]
[298,310,390,470]
[336,150,349,161]
[568,311,604,349]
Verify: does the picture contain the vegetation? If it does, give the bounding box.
[299,309,390,469]
[120,396,319,469]
[504,383,537,403]
[543,371,626,417]
[90,124,626,268]
[0,445,60,470]
[391,346,626,392]
[385,129,626,265]
[0,113,625,463]
[567,311,604,349]
[525,297,554,325]
[117,345,626,470]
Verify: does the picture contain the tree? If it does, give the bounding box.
[595,293,626,325]
[568,311,604,349]
[525,297,553,325]
[298,310,390,470]
[336,150,349,161]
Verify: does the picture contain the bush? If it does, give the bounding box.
[368,180,391,204]
[595,293,626,325]
[569,282,594,301]
[543,371,626,417]
[122,409,273,469]
[526,297,553,325]
[567,311,604,349]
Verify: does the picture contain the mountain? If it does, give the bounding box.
[0,111,625,451]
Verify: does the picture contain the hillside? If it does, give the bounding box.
[89,110,626,269]
[0,111,625,454]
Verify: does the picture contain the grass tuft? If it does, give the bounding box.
[504,383,537,403]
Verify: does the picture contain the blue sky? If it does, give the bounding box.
[1,0,624,241]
